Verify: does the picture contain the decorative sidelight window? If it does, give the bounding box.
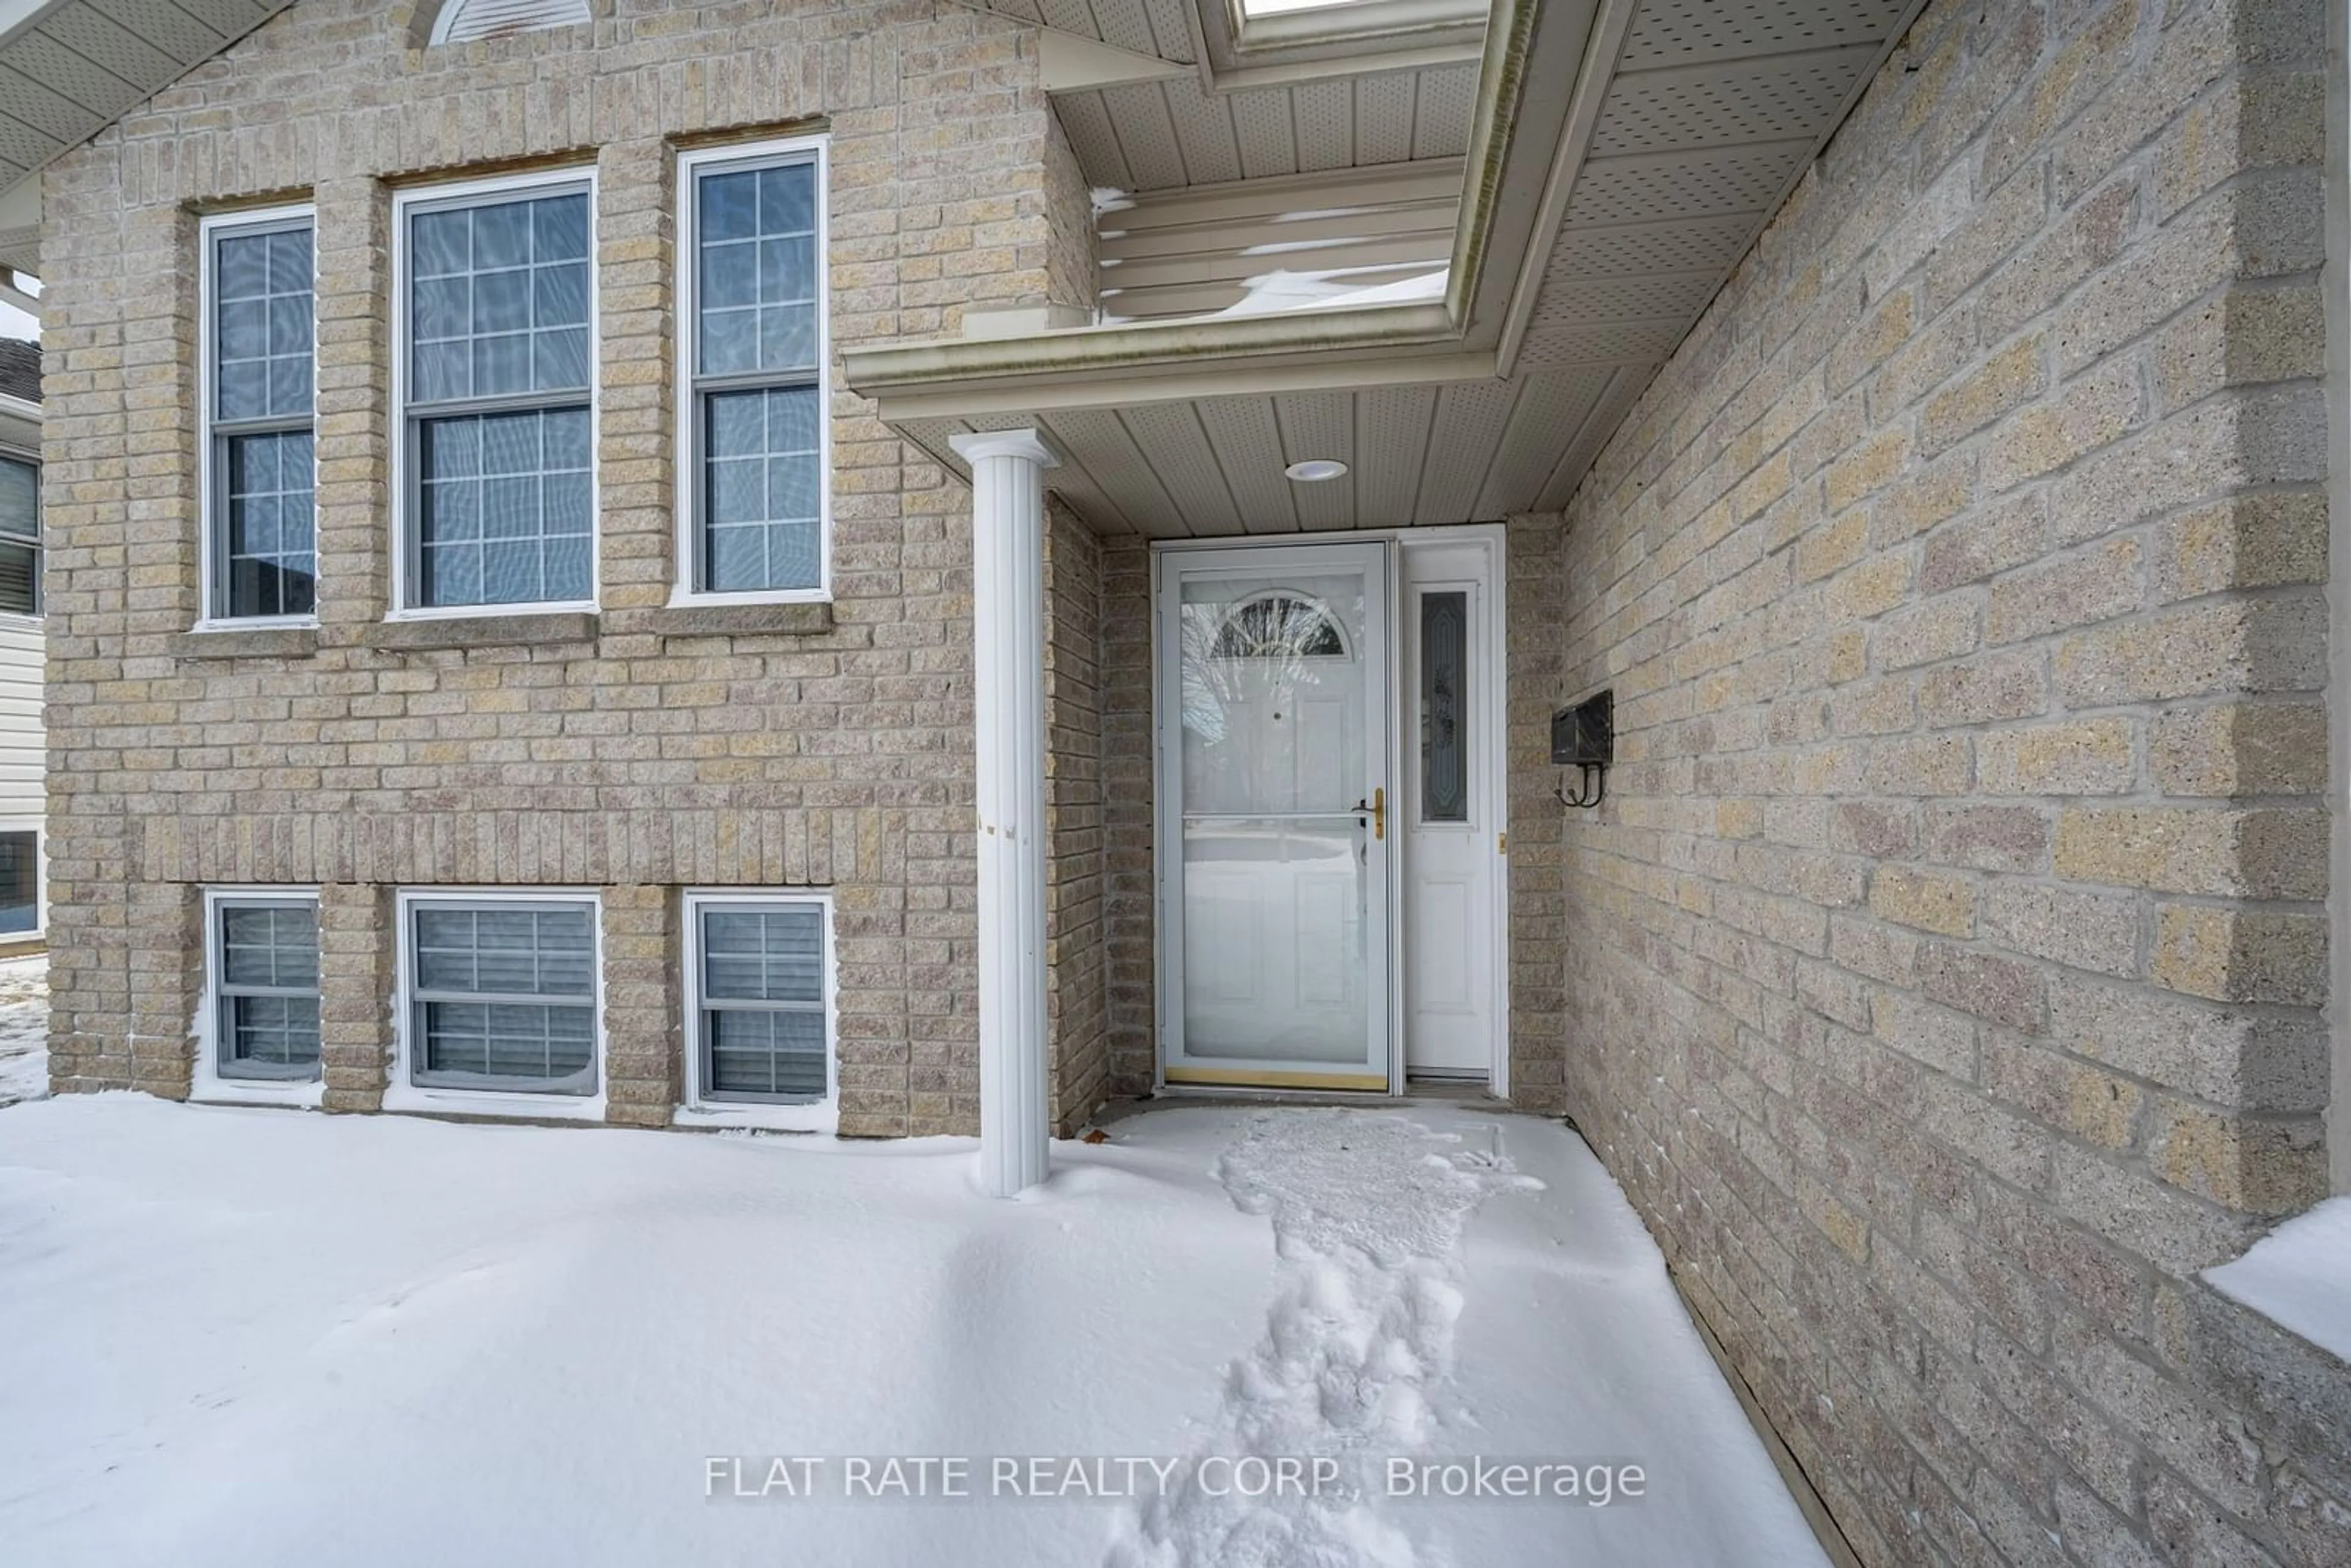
[677,137,829,602]
[1419,590,1468,822]
[396,170,596,613]
[202,208,316,623]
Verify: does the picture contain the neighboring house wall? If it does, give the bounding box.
[0,397,41,940]
[1530,0,2345,1562]
[40,0,1101,1133]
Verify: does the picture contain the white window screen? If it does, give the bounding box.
[696,902,827,1101]
[216,898,321,1081]
[409,901,596,1094]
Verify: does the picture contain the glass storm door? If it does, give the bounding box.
[1157,542,1392,1091]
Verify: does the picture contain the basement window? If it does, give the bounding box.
[679,891,836,1131]
[392,891,603,1115]
[195,889,322,1105]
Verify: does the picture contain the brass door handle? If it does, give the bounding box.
[1354,787,1386,841]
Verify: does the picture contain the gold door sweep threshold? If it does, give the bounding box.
[1163,1066,1390,1092]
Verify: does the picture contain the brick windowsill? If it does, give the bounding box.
[362,612,600,652]
[168,626,321,660]
[643,601,834,639]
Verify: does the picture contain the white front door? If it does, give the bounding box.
[1400,538,1504,1080]
[1157,542,1393,1090]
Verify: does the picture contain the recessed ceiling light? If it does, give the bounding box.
[1284,459,1348,482]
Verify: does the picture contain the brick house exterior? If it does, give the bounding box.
[42,0,1103,1136]
[20,0,2351,1562]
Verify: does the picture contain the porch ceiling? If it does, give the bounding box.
[858,0,1928,538]
[0,0,298,276]
[1054,59,1483,192]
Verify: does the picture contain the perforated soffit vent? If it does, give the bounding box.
[432,0,591,45]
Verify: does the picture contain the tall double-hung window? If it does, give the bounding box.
[202,209,316,623]
[678,138,828,601]
[396,171,595,613]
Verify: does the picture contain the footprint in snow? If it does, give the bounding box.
[1104,1111,1537,1568]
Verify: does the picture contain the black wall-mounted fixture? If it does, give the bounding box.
[1551,689,1613,809]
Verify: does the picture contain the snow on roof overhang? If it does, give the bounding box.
[848,0,1583,409]
[849,0,1935,534]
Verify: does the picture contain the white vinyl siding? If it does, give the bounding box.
[0,616,39,827]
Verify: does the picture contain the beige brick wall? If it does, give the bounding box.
[1044,498,1106,1131]
[1100,537,1155,1095]
[1532,0,2347,1562]
[41,0,1101,1137]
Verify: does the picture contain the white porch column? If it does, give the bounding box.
[950,429,1059,1198]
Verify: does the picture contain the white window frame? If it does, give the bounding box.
[0,445,39,625]
[389,167,601,622]
[196,204,320,631]
[192,886,323,1108]
[0,821,41,942]
[670,135,832,607]
[677,888,837,1133]
[388,887,607,1121]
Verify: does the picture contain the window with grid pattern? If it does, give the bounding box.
[0,457,35,617]
[214,897,321,1081]
[206,214,315,621]
[684,146,825,598]
[402,180,594,609]
[692,900,828,1103]
[407,899,597,1094]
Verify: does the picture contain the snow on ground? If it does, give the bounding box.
[0,1093,1826,1568]
[2205,1197,2351,1363]
[0,952,46,1107]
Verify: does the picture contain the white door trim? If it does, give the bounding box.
[1149,523,1509,1097]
